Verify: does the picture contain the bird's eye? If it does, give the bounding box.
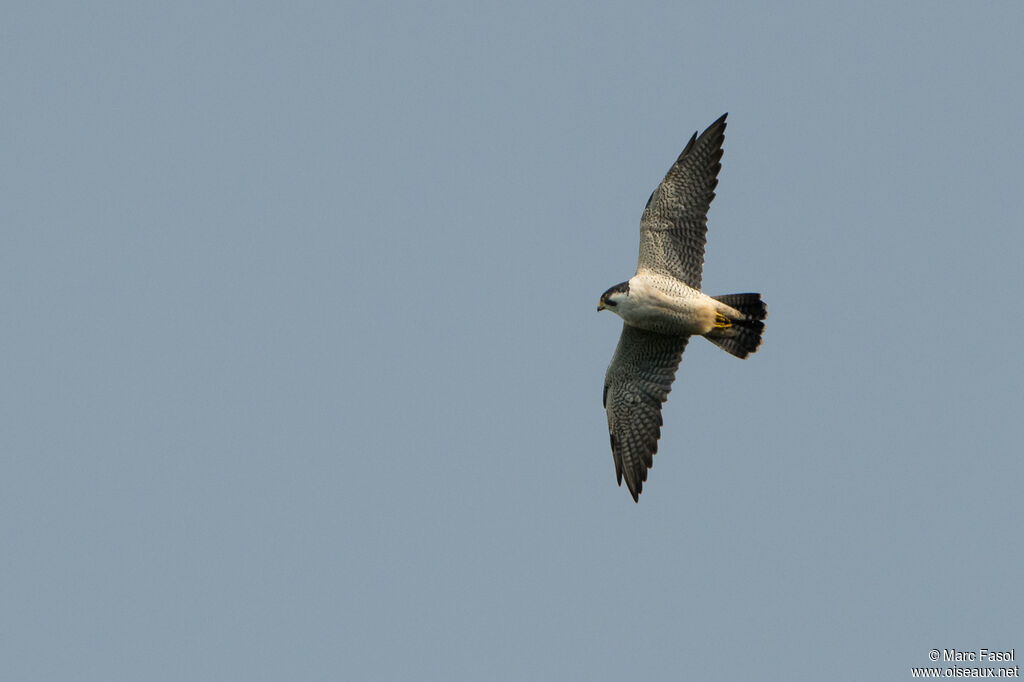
[605,299,617,307]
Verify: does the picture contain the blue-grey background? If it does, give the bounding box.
[4,2,1022,680]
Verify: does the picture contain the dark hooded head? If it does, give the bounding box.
[597,281,630,311]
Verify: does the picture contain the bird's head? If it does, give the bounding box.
[597,281,630,312]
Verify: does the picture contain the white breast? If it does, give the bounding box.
[616,274,717,335]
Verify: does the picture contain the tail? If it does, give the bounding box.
[707,293,766,359]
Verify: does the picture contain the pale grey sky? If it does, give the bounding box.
[4,2,1023,680]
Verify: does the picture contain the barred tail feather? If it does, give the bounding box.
[708,293,766,359]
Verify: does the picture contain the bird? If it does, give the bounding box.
[598,113,766,502]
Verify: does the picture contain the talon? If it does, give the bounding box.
[714,313,732,329]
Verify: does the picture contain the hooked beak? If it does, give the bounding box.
[597,301,605,312]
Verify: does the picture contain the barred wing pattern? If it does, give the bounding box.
[637,113,727,289]
[603,324,689,502]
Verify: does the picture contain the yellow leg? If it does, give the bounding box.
[714,313,732,329]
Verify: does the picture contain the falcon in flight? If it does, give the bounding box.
[598,113,766,502]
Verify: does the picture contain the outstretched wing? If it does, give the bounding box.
[637,113,727,289]
[603,324,689,502]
